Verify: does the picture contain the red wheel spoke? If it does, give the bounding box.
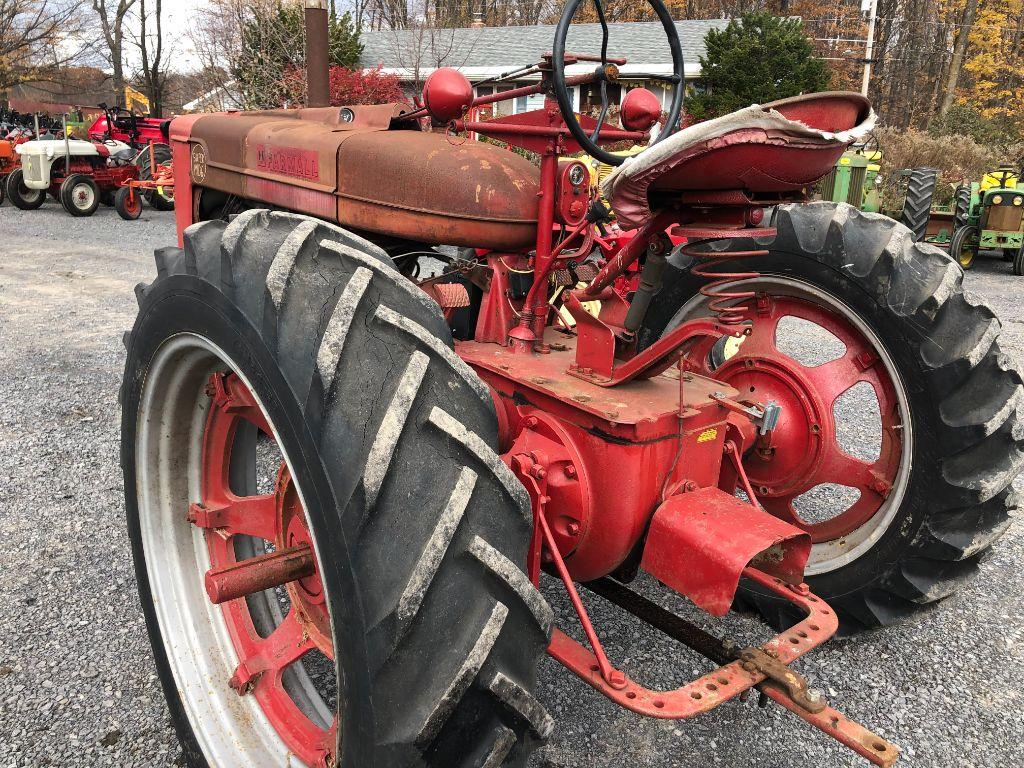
[798,353,864,408]
[818,443,889,501]
[207,372,272,434]
[230,611,314,694]
[188,494,278,541]
[260,611,315,673]
[737,302,781,358]
[759,494,802,526]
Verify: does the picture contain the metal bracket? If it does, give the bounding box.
[710,391,781,434]
[738,646,825,713]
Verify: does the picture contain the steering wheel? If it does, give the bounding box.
[551,0,685,166]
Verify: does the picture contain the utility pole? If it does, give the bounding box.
[305,0,330,107]
[860,0,878,97]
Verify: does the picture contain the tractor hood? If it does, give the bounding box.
[178,103,541,250]
[16,138,130,158]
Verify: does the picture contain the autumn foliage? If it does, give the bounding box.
[327,66,404,105]
[280,65,404,107]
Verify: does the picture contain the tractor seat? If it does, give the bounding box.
[603,92,875,229]
[111,147,137,163]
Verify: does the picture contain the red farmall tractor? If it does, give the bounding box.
[120,3,1021,766]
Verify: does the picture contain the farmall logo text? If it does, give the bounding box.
[255,144,320,181]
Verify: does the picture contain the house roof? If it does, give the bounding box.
[359,19,729,80]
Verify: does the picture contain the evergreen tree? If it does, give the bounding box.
[688,12,831,120]
[233,2,362,108]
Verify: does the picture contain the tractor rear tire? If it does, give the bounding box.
[641,202,1021,634]
[114,187,142,220]
[1013,247,1024,276]
[951,223,978,270]
[121,210,552,767]
[0,176,5,206]
[5,168,45,210]
[135,142,174,211]
[60,173,100,217]
[898,167,938,242]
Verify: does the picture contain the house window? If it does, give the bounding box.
[514,87,575,114]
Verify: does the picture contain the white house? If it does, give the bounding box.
[358,19,728,116]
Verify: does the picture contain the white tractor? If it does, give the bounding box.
[6,135,138,216]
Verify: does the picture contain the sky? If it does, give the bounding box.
[159,0,207,71]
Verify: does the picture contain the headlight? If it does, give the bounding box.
[993,195,1003,204]
[1014,196,1022,206]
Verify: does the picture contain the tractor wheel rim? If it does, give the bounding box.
[136,334,338,767]
[74,184,95,209]
[667,276,912,575]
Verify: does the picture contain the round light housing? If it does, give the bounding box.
[619,87,662,132]
[1014,196,1022,206]
[993,194,1004,204]
[422,68,474,123]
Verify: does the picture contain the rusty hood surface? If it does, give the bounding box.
[182,103,540,250]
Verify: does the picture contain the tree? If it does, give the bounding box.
[960,0,1024,130]
[939,0,980,117]
[135,0,166,116]
[687,12,832,120]
[232,0,363,108]
[0,0,80,91]
[91,0,138,101]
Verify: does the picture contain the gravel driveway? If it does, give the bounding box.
[0,203,1021,768]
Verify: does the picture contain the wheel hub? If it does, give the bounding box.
[276,468,331,650]
[715,356,828,496]
[689,288,908,563]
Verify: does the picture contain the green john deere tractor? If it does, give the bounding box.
[950,164,1024,273]
[815,147,882,212]
[815,149,944,243]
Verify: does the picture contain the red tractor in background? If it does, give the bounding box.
[119,1,1020,766]
[5,105,173,216]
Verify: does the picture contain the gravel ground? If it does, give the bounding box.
[0,202,1021,768]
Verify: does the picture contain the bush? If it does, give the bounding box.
[327,66,403,105]
[929,104,1023,153]
[873,127,1004,207]
[279,65,404,107]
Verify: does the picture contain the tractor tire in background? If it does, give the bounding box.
[0,176,5,206]
[114,187,142,220]
[950,223,978,270]
[1013,247,1024,276]
[5,168,45,210]
[59,173,100,217]
[641,202,1021,634]
[953,185,972,230]
[121,210,552,767]
[135,142,174,211]
[100,189,116,207]
[898,167,938,242]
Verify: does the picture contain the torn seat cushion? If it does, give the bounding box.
[602,99,876,229]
